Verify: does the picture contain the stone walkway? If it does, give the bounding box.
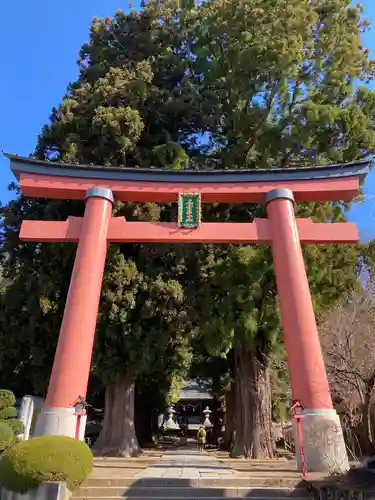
[73,451,311,499]
[135,449,238,480]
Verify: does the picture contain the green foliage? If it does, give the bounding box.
[96,245,193,394]
[0,407,17,420]
[7,420,24,436]
[0,390,24,442]
[185,0,375,397]
[192,0,375,167]
[0,390,15,408]
[0,4,205,402]
[0,422,15,452]
[0,436,93,493]
[192,244,280,356]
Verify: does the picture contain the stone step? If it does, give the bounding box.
[94,458,160,462]
[93,455,161,461]
[74,497,311,500]
[81,477,306,488]
[73,486,311,498]
[93,460,151,463]
[218,463,298,469]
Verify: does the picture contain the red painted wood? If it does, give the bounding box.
[20,217,359,244]
[18,172,360,203]
[44,197,112,409]
[267,196,334,410]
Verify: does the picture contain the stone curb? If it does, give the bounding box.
[82,477,307,488]
[0,482,70,500]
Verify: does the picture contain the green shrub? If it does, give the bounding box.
[0,422,14,451]
[7,420,24,435]
[0,407,17,420]
[0,436,93,493]
[0,390,15,408]
[0,389,24,441]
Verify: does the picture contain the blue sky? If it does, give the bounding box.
[0,1,375,239]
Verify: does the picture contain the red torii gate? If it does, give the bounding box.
[5,153,371,473]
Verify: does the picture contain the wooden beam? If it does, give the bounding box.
[20,217,83,242]
[20,217,359,244]
[296,218,359,244]
[19,172,360,203]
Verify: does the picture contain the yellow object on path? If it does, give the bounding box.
[196,427,206,442]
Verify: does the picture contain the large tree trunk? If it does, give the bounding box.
[93,376,141,457]
[135,385,154,446]
[223,385,236,450]
[231,346,275,459]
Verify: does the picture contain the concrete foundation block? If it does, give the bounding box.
[294,409,349,474]
[34,406,86,440]
[0,482,71,500]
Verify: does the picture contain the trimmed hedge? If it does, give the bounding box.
[0,390,15,408]
[0,436,93,493]
[0,389,24,440]
[0,421,14,451]
[0,407,17,420]
[7,420,24,436]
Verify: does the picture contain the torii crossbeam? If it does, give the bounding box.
[5,153,371,474]
[20,217,358,245]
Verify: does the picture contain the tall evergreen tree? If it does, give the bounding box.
[187,0,375,457]
[1,5,204,455]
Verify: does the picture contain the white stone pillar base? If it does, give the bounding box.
[34,407,87,441]
[293,409,349,474]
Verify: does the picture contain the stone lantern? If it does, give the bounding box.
[203,406,213,429]
[165,405,177,430]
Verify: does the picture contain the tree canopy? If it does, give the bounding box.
[1,0,375,457]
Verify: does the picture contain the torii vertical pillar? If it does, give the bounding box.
[34,187,114,439]
[265,188,349,473]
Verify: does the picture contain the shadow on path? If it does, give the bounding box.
[122,477,311,499]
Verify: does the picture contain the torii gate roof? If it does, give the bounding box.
[4,153,371,203]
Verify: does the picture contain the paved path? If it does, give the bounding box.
[135,449,238,480]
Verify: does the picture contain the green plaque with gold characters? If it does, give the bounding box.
[178,192,201,228]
